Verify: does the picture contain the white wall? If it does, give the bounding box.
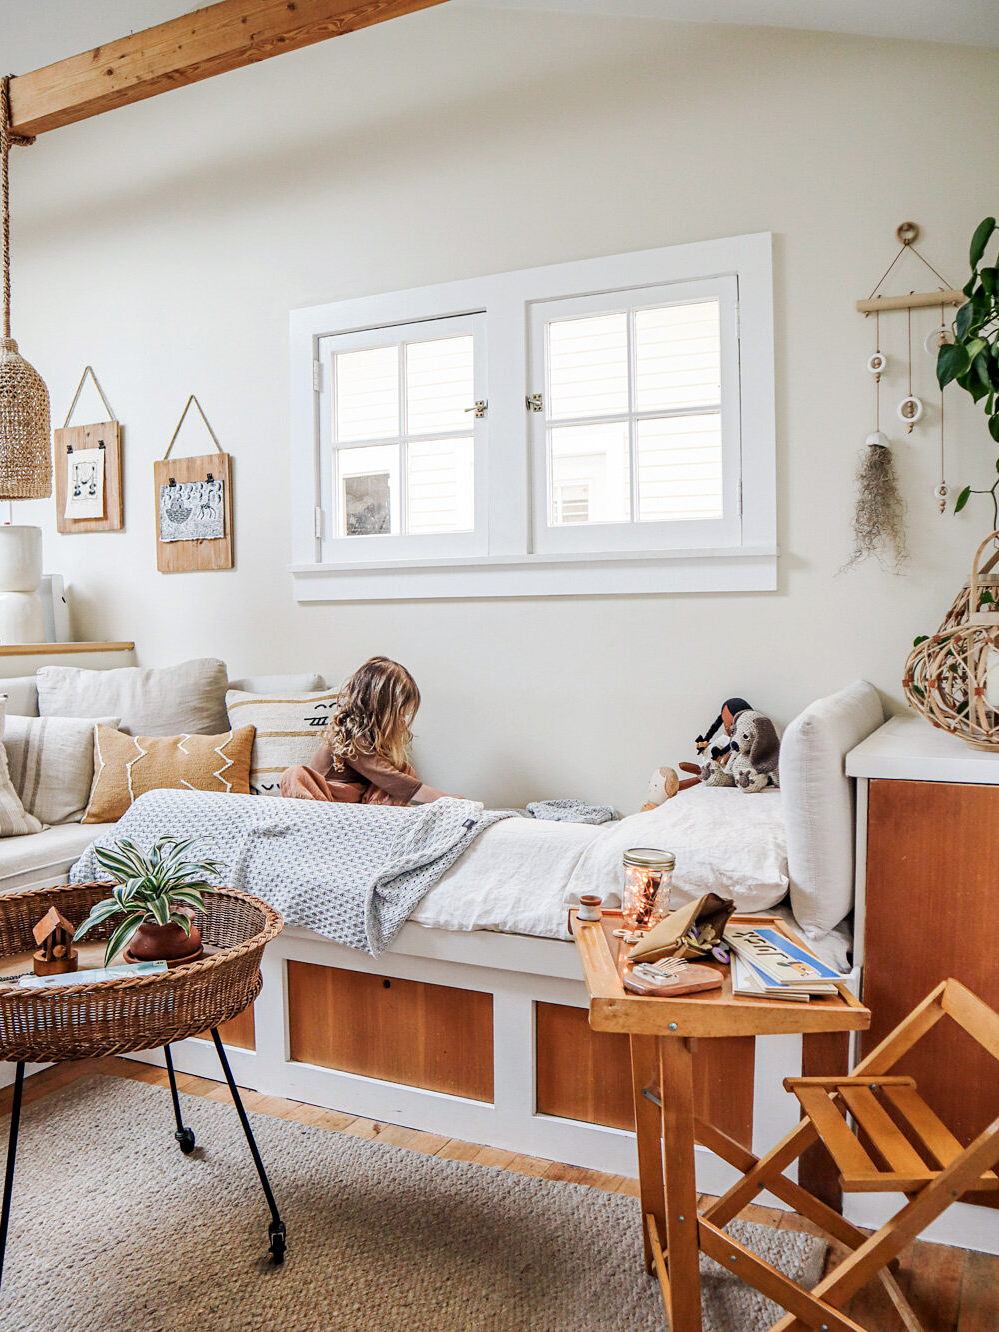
[7,3,999,809]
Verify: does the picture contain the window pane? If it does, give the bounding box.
[548,314,628,420]
[637,414,723,521]
[407,437,474,534]
[336,443,400,535]
[406,336,474,435]
[549,422,630,525]
[635,301,721,412]
[334,345,398,443]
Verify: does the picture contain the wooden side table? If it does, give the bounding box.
[571,909,870,1332]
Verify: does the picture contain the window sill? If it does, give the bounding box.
[289,547,778,602]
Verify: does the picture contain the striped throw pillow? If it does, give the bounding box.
[0,699,44,837]
[225,689,339,796]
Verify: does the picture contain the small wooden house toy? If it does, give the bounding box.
[32,906,79,977]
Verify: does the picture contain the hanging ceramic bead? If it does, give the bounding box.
[924,325,953,355]
[898,395,924,426]
[867,351,888,378]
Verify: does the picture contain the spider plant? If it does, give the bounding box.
[75,835,225,967]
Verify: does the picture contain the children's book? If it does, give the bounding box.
[725,923,844,994]
[730,951,813,1001]
[19,960,168,989]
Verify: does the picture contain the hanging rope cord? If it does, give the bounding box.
[0,76,36,341]
[864,240,954,306]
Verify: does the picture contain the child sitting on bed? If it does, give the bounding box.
[280,656,453,806]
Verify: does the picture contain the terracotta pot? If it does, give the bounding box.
[127,919,203,965]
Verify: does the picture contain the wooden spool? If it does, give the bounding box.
[904,532,999,751]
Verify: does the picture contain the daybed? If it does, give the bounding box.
[0,665,884,1201]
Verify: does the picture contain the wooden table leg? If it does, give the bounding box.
[630,1033,666,1274]
[799,1029,851,1213]
[660,1036,703,1332]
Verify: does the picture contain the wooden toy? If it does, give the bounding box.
[32,906,79,977]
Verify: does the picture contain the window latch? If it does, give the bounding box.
[464,400,488,419]
[526,393,543,413]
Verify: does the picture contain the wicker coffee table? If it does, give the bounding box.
[0,880,285,1297]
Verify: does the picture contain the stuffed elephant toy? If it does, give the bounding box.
[699,710,780,793]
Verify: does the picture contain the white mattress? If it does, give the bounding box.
[414,785,791,942]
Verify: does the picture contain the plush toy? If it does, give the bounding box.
[641,765,680,811]
[699,709,780,793]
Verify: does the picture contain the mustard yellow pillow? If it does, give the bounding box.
[83,724,255,823]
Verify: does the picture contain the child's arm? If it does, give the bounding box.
[350,749,444,804]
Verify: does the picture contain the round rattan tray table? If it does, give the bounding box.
[0,881,285,1296]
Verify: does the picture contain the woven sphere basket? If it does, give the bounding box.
[0,882,282,1063]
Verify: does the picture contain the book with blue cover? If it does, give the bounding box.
[725,923,845,994]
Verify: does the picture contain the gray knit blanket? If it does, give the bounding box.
[69,790,514,956]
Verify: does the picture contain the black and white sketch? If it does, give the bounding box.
[158,477,226,542]
[344,472,391,535]
[64,447,105,520]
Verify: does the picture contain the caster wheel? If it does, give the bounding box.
[269,1221,287,1266]
[175,1127,196,1154]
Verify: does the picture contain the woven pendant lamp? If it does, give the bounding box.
[0,76,50,500]
[0,76,50,645]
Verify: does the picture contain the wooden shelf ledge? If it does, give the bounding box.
[0,642,135,658]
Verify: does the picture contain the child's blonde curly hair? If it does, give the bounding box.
[325,657,421,771]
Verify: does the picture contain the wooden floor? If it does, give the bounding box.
[3,1058,997,1331]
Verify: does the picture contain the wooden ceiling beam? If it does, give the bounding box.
[8,0,448,137]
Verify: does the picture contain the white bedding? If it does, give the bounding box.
[413,784,790,942]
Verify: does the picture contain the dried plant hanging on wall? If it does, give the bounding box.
[843,431,908,572]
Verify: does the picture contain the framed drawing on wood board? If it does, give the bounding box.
[154,396,234,573]
[53,368,124,533]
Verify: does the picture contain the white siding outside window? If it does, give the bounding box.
[290,233,776,599]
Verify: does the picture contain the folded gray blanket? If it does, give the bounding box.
[69,790,514,956]
[525,799,617,825]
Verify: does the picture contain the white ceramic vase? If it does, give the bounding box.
[0,526,45,645]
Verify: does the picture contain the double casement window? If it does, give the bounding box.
[290,233,775,600]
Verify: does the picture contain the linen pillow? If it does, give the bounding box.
[225,688,339,796]
[0,700,43,837]
[0,676,39,717]
[37,658,229,737]
[780,680,885,941]
[228,674,326,694]
[4,714,120,825]
[83,724,255,824]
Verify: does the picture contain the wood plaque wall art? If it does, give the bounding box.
[154,395,233,573]
[53,366,123,533]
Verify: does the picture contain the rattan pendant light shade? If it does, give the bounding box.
[0,77,51,501]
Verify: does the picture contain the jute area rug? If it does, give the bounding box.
[0,1076,825,1331]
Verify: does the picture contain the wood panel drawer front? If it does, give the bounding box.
[535,1003,755,1146]
[193,1004,256,1050]
[287,961,494,1103]
[864,779,999,1204]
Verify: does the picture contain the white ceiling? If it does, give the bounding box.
[457,0,999,47]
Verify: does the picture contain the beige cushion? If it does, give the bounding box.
[225,688,339,796]
[84,724,255,824]
[0,677,39,718]
[0,701,43,838]
[4,714,120,826]
[0,821,115,895]
[228,673,326,695]
[37,658,229,737]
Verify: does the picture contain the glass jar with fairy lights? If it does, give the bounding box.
[621,848,675,930]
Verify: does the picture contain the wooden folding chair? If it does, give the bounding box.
[698,979,999,1332]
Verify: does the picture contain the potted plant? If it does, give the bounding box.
[938,216,999,523]
[75,835,224,968]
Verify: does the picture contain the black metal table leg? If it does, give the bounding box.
[164,1045,196,1154]
[210,1029,286,1264]
[0,1062,25,1296]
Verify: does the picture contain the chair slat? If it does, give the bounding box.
[883,1084,965,1168]
[941,980,999,1060]
[794,1086,881,1181]
[839,1087,930,1176]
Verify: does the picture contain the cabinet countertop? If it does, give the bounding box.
[846,713,999,785]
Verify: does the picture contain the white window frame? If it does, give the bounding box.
[317,313,488,564]
[290,232,776,601]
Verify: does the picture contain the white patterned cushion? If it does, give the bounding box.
[3,714,120,825]
[0,701,43,838]
[225,688,339,796]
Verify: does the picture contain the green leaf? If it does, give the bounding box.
[913,635,929,647]
[147,895,171,926]
[103,910,147,967]
[970,217,997,269]
[169,912,193,936]
[981,267,998,298]
[990,415,999,444]
[938,341,969,388]
[73,898,125,940]
[955,485,972,513]
[167,887,207,913]
[956,301,977,341]
[982,589,994,605]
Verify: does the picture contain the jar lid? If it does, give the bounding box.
[623,847,676,870]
